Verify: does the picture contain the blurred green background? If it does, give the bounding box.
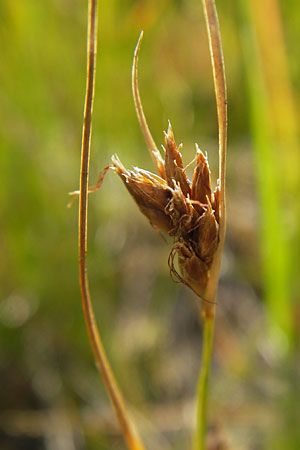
[0,0,300,449]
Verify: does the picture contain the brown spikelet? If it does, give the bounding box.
[178,244,209,293]
[108,120,220,298]
[112,155,172,233]
[164,122,191,197]
[92,121,220,299]
[191,147,212,210]
[196,201,219,265]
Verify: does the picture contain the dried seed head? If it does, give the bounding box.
[97,124,219,301]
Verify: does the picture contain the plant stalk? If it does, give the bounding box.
[194,316,215,450]
[78,1,144,449]
[194,0,227,447]
[201,0,227,319]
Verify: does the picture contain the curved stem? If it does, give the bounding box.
[78,2,145,449]
[132,31,166,179]
[194,316,215,450]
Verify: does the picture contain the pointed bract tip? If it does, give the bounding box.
[167,120,174,137]
[164,121,174,145]
[111,154,126,172]
[137,30,144,45]
[111,153,118,164]
[195,144,207,162]
[134,30,144,56]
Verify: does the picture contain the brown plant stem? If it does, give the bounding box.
[78,1,144,449]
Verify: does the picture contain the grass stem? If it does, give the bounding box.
[194,316,215,450]
[193,0,227,446]
[78,1,145,449]
[201,0,227,318]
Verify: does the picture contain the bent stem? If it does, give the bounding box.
[195,316,215,450]
[194,0,227,448]
[78,1,144,449]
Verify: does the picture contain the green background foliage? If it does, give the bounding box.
[0,0,299,448]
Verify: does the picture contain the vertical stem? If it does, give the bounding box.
[202,0,227,237]
[78,1,145,449]
[201,0,227,317]
[194,0,227,448]
[194,316,215,450]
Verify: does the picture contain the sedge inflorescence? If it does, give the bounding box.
[110,122,220,299]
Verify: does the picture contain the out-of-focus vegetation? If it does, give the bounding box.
[0,0,299,449]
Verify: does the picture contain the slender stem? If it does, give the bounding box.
[78,2,145,449]
[193,0,227,448]
[194,316,215,450]
[201,0,227,317]
[202,0,227,222]
[132,31,165,179]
